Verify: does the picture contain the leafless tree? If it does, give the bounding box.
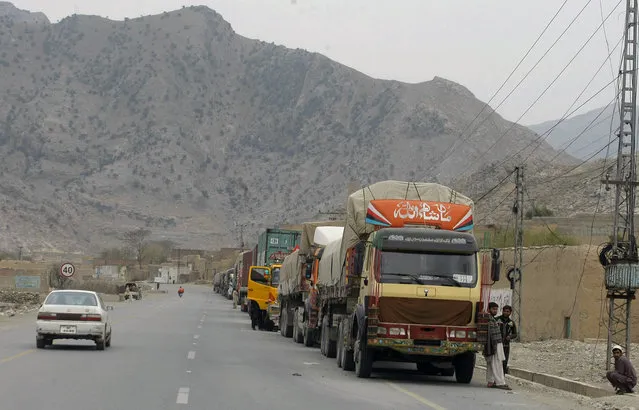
[122,228,152,269]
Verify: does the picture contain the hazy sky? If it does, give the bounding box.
[8,0,627,124]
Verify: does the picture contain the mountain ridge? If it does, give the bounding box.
[0,3,575,253]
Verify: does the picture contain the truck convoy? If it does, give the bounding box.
[277,221,345,343]
[247,228,302,331]
[240,180,499,381]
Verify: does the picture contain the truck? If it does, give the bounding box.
[233,249,256,312]
[277,221,345,345]
[247,228,302,331]
[314,180,500,381]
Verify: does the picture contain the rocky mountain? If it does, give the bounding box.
[0,3,576,254]
[527,104,618,161]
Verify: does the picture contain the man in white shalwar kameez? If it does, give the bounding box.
[484,302,511,390]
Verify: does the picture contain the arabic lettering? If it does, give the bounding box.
[392,202,452,222]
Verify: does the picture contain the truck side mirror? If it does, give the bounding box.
[491,248,501,282]
[305,264,312,280]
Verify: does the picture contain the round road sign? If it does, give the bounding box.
[60,263,75,278]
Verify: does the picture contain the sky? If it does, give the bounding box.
[7,0,627,124]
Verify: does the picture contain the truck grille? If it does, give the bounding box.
[377,297,472,326]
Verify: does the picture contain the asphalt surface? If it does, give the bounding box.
[0,285,591,409]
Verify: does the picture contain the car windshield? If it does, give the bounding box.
[379,251,477,288]
[44,292,98,306]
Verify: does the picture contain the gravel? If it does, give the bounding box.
[478,339,638,409]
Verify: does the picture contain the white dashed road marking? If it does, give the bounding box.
[176,387,190,404]
[187,351,196,360]
[194,334,199,339]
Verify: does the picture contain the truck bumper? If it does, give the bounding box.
[366,338,483,356]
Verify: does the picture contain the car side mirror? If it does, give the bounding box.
[491,248,501,282]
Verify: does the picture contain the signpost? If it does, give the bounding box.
[60,263,75,278]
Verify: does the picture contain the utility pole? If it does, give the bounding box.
[18,246,23,261]
[510,166,525,340]
[601,0,639,370]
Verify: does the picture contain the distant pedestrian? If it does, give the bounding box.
[124,286,132,303]
[606,345,636,395]
[497,305,517,374]
[483,302,511,390]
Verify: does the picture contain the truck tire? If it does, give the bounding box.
[321,316,336,358]
[453,352,475,384]
[336,322,344,367]
[293,311,304,343]
[284,309,294,338]
[354,339,373,378]
[303,326,314,347]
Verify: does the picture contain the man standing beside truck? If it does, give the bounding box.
[497,305,517,375]
[484,302,511,390]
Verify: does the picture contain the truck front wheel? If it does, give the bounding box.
[354,339,373,378]
[453,352,475,384]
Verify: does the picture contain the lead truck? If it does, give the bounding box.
[315,180,499,381]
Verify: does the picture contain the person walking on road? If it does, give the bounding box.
[484,302,511,390]
[606,345,636,395]
[497,305,517,375]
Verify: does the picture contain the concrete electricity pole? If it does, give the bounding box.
[601,0,639,369]
[510,166,525,340]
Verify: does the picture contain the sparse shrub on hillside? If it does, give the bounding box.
[488,226,578,248]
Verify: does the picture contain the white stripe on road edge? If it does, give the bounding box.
[187,351,196,360]
[194,334,199,339]
[387,382,447,410]
[176,387,190,404]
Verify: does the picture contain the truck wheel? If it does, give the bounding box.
[354,339,372,378]
[336,322,344,367]
[284,310,294,338]
[454,352,475,384]
[303,326,314,347]
[293,311,304,343]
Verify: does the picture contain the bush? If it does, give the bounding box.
[486,226,578,248]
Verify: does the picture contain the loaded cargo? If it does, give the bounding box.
[311,180,499,381]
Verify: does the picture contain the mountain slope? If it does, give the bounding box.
[0,3,574,253]
[527,105,618,161]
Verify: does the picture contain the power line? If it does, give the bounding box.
[419,0,580,179]
[455,0,624,179]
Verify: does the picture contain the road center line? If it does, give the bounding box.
[0,349,34,364]
[187,351,196,360]
[387,382,447,410]
[194,334,199,339]
[176,387,190,404]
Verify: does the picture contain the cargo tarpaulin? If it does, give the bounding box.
[317,237,343,287]
[340,180,474,265]
[278,250,301,296]
[299,220,346,256]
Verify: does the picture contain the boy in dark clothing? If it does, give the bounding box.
[607,345,637,394]
[497,305,517,374]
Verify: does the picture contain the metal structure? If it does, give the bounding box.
[510,166,525,340]
[600,0,639,370]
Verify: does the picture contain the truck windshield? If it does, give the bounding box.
[270,267,280,286]
[250,267,269,285]
[380,251,477,288]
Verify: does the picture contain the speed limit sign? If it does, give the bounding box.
[60,263,75,278]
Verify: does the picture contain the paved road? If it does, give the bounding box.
[0,285,592,409]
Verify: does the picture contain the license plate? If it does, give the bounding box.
[60,325,77,334]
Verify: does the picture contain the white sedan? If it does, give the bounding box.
[36,289,113,350]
